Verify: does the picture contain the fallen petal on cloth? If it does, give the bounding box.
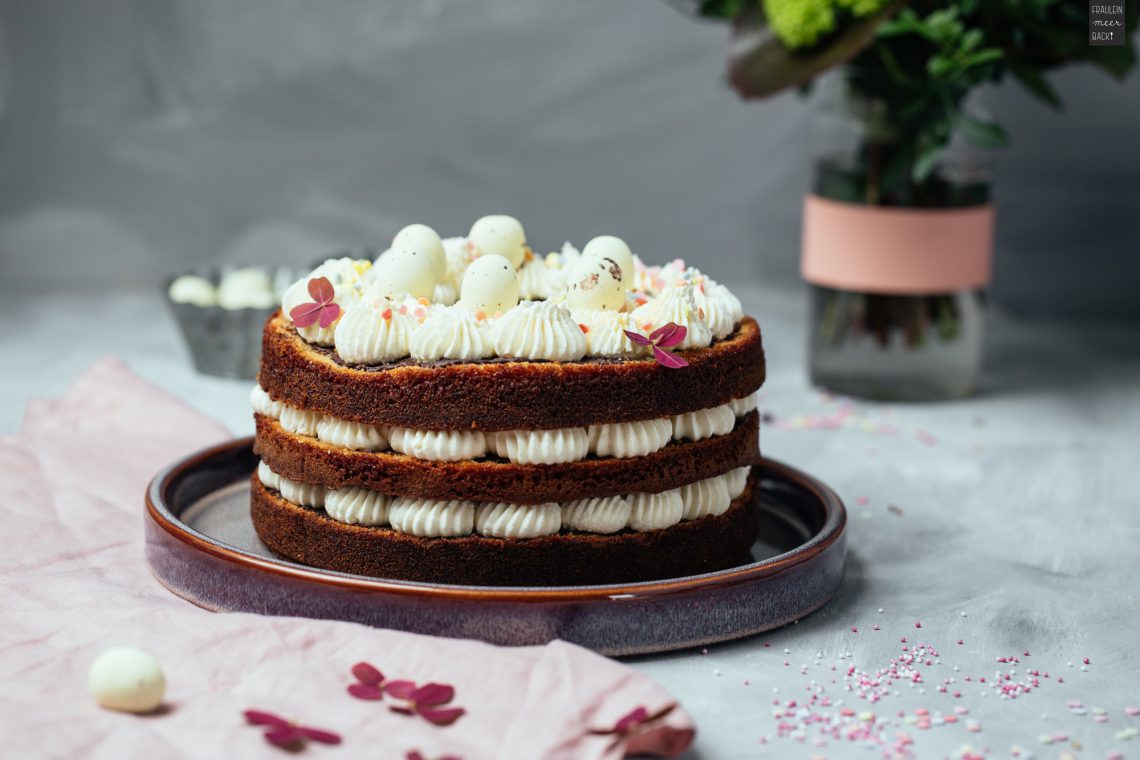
[0,357,695,759]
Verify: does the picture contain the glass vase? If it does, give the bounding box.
[803,74,993,402]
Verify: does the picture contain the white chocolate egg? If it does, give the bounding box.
[391,223,446,280]
[368,248,437,300]
[581,236,635,291]
[566,255,625,311]
[88,647,166,713]
[458,254,520,315]
[468,215,527,269]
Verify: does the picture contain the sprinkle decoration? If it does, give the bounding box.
[624,323,689,369]
[244,709,342,751]
[289,277,341,329]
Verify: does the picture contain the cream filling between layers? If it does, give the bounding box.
[260,463,751,537]
[255,386,758,464]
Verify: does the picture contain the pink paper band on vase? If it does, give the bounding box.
[801,194,995,294]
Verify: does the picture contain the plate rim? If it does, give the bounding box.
[146,437,846,603]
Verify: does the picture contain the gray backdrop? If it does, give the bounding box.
[1,0,1137,319]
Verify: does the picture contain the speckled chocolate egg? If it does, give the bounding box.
[391,223,446,280]
[88,647,166,714]
[581,236,634,291]
[459,254,520,315]
[468,215,527,269]
[566,255,625,311]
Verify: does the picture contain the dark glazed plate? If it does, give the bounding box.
[145,438,847,656]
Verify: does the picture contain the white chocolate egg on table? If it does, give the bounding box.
[391,223,446,280]
[468,215,527,269]
[581,236,634,291]
[368,248,437,300]
[458,254,520,315]
[88,647,166,713]
[565,255,625,311]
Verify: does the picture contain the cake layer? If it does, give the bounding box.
[250,473,760,585]
[259,312,765,431]
[255,410,760,504]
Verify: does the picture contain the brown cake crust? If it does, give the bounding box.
[255,411,760,504]
[250,473,760,586]
[258,312,765,431]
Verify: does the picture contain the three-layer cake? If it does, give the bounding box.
[251,217,765,586]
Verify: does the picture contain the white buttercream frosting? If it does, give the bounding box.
[250,385,283,420]
[627,489,683,532]
[283,258,364,346]
[410,306,493,362]
[695,279,743,340]
[729,392,759,417]
[316,416,388,452]
[518,255,559,300]
[278,406,324,437]
[672,403,736,442]
[574,310,644,357]
[333,301,415,364]
[324,487,391,526]
[277,474,327,508]
[388,427,488,462]
[678,475,732,520]
[389,498,475,537]
[588,418,672,459]
[475,502,561,538]
[491,300,587,361]
[630,282,712,349]
[561,496,631,534]
[263,463,743,536]
[432,281,459,306]
[724,466,751,500]
[257,461,280,490]
[493,428,589,465]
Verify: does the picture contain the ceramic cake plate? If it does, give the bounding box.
[145,438,847,657]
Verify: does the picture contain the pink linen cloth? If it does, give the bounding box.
[0,358,695,760]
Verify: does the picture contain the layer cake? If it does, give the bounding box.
[251,217,766,586]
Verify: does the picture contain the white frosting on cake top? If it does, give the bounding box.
[277,221,746,365]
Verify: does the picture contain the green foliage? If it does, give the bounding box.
[705,0,1139,205]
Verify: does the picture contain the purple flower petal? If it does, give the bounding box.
[623,329,653,347]
[308,276,336,304]
[406,753,427,760]
[388,704,415,716]
[289,302,324,328]
[244,710,290,728]
[263,725,305,748]
[317,303,341,329]
[385,680,418,700]
[652,346,689,369]
[351,661,384,686]
[614,706,649,733]
[651,323,688,348]
[298,726,343,745]
[347,683,384,700]
[419,706,466,726]
[411,683,455,707]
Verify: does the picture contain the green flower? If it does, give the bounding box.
[835,0,891,18]
[762,0,836,49]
